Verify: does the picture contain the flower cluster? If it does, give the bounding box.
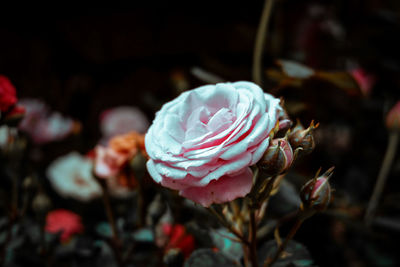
[0,76,335,267]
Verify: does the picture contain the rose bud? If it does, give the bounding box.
[385,101,400,131]
[300,167,334,211]
[275,100,293,138]
[257,138,294,176]
[288,120,318,155]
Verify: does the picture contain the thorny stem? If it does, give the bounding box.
[365,131,399,226]
[255,175,278,209]
[264,209,315,267]
[252,0,275,85]
[256,210,299,242]
[264,218,303,267]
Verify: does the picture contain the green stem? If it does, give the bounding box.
[365,131,399,226]
[99,180,125,267]
[252,0,275,85]
[100,181,119,242]
[249,209,259,267]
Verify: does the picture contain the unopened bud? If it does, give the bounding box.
[258,138,294,176]
[385,101,400,131]
[32,193,52,214]
[300,167,334,211]
[288,120,318,155]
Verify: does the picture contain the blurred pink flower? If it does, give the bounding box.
[94,145,127,179]
[100,106,149,140]
[18,98,78,144]
[349,68,376,96]
[47,152,102,202]
[145,81,281,207]
[45,209,84,242]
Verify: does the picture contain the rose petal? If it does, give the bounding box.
[180,168,253,207]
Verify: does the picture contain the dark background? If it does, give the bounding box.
[1,1,400,266]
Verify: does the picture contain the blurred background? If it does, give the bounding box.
[1,1,400,266]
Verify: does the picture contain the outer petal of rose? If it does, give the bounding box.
[248,136,271,165]
[146,160,163,183]
[179,167,253,207]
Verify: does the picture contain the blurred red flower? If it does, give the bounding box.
[162,223,195,258]
[0,75,17,112]
[45,209,84,242]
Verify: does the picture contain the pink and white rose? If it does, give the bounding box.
[145,81,282,207]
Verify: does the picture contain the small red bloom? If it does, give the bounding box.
[45,209,84,242]
[162,224,195,258]
[0,75,17,112]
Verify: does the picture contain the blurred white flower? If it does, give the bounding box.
[100,106,149,140]
[47,152,102,202]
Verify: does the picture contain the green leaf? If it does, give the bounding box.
[184,249,242,267]
[258,240,315,267]
[210,228,243,262]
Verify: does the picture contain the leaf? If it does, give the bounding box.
[266,59,363,97]
[313,72,360,96]
[184,249,241,267]
[258,240,315,267]
[132,228,154,243]
[278,60,315,79]
[93,240,118,267]
[95,222,113,239]
[210,228,243,262]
